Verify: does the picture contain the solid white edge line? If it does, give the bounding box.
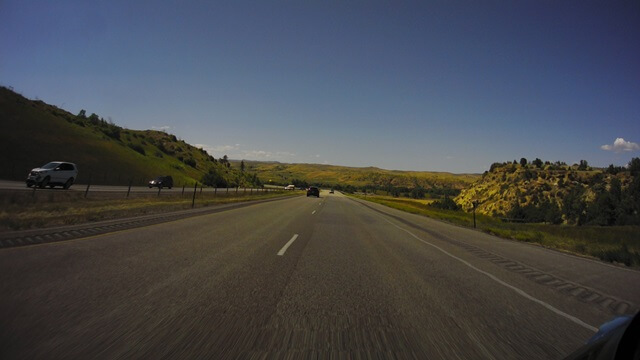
[380,216,599,333]
[277,234,299,256]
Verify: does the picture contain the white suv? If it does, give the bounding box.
[26,161,78,189]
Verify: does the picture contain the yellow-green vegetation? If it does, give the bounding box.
[0,190,298,232]
[238,160,479,189]
[455,161,637,222]
[0,86,258,187]
[355,194,640,267]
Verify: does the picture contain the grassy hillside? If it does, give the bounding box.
[0,87,254,187]
[235,160,479,190]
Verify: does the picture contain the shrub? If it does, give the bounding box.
[202,170,228,187]
[430,197,460,211]
[183,157,196,168]
[410,187,426,199]
[128,143,145,155]
[490,162,502,172]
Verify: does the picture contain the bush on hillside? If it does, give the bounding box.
[410,187,426,199]
[202,169,228,188]
[430,197,460,211]
[128,143,145,155]
[183,157,196,168]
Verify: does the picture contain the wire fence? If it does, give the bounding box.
[1,177,292,208]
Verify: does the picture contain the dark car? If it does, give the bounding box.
[148,175,173,189]
[306,186,320,197]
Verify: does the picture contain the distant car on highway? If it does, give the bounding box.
[306,186,320,197]
[284,184,295,190]
[26,161,78,189]
[329,189,334,194]
[148,175,173,189]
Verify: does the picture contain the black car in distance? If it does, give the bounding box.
[306,186,320,197]
[148,175,173,189]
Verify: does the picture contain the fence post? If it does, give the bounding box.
[214,187,217,197]
[126,179,132,198]
[192,182,198,208]
[84,174,92,198]
[472,201,478,229]
[200,185,203,194]
[250,188,253,195]
[181,184,185,196]
[157,186,161,197]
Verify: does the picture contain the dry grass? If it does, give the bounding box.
[240,161,479,188]
[354,194,640,267]
[0,190,299,232]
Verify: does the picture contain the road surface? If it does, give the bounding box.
[1,190,638,359]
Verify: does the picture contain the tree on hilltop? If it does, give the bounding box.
[533,158,543,168]
[578,160,590,171]
[629,157,640,175]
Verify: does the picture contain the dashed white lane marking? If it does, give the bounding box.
[380,216,598,333]
[277,234,299,256]
[312,210,316,215]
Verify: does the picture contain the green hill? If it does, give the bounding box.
[235,160,479,190]
[0,86,254,187]
[0,86,476,191]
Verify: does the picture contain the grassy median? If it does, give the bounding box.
[0,189,301,232]
[353,194,640,267]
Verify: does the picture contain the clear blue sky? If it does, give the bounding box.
[2,1,639,173]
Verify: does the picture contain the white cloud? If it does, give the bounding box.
[152,125,171,131]
[193,143,297,161]
[243,150,269,158]
[193,144,218,155]
[240,150,296,160]
[196,144,240,154]
[601,138,640,153]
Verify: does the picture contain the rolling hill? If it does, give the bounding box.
[235,160,479,190]
[455,160,639,225]
[0,86,252,187]
[0,86,479,190]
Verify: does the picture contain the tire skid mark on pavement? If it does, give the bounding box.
[357,201,638,317]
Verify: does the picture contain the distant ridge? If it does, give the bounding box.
[232,160,479,189]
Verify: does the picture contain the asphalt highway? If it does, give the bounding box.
[1,190,638,359]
